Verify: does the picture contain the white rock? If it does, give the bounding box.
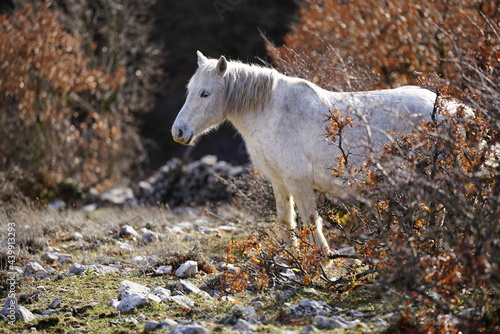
[233,318,256,333]
[160,318,178,329]
[120,225,141,239]
[300,325,319,333]
[313,315,362,330]
[154,265,172,275]
[1,296,37,322]
[287,299,332,317]
[101,187,134,205]
[144,320,161,332]
[169,295,195,310]
[132,256,158,267]
[109,299,120,308]
[57,254,73,264]
[69,264,119,275]
[178,280,202,294]
[22,262,50,279]
[174,261,198,278]
[48,297,61,309]
[117,294,148,313]
[118,280,150,299]
[152,286,171,301]
[117,241,134,254]
[141,230,160,244]
[169,324,208,334]
[17,306,37,322]
[41,252,59,263]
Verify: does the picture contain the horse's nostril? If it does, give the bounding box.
[177,128,184,138]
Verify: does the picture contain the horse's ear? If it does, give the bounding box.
[216,56,227,77]
[197,50,208,67]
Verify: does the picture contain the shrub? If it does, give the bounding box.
[267,0,499,89]
[260,1,500,331]
[0,0,160,200]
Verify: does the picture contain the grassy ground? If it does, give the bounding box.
[0,205,399,333]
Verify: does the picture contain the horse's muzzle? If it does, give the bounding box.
[172,125,194,146]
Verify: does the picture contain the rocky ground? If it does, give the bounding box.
[0,202,397,334]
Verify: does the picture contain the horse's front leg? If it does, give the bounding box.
[287,183,332,260]
[271,180,297,248]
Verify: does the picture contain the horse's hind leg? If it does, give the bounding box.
[287,184,331,258]
[272,181,297,248]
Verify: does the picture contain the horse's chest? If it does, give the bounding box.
[244,135,283,178]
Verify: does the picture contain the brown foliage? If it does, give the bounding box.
[268,0,499,89]
[0,1,157,199]
[262,1,500,331]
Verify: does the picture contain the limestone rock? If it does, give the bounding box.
[174,261,198,278]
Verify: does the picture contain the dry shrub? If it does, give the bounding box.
[0,0,160,200]
[257,1,500,331]
[267,0,499,89]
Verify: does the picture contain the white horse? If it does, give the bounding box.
[172,51,437,257]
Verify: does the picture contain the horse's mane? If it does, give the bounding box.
[195,59,277,115]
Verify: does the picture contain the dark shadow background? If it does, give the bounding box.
[0,0,299,169]
[144,0,299,168]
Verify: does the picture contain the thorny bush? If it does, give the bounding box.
[227,1,500,332]
[0,0,161,200]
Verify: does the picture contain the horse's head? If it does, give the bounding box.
[172,51,228,146]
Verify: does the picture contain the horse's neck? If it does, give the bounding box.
[227,75,330,140]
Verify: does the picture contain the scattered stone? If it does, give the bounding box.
[162,318,179,328]
[312,315,362,330]
[57,253,73,264]
[22,262,50,279]
[1,296,36,322]
[41,252,59,263]
[117,294,149,313]
[152,286,171,301]
[169,323,208,334]
[48,297,61,309]
[101,187,134,205]
[118,280,151,299]
[350,310,364,317]
[300,325,318,334]
[132,255,158,267]
[154,265,173,275]
[169,295,195,310]
[117,241,134,254]
[175,261,198,278]
[17,305,37,322]
[69,263,119,275]
[233,318,256,333]
[114,280,160,313]
[120,225,141,239]
[133,156,246,207]
[287,299,332,318]
[119,316,140,326]
[48,199,66,210]
[178,280,202,295]
[144,320,162,332]
[178,280,212,300]
[141,230,160,244]
[41,252,73,264]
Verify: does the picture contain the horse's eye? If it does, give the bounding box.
[200,91,211,98]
